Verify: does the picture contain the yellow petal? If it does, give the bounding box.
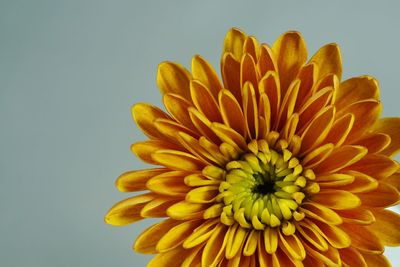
[134,219,181,254]
[302,143,334,169]
[157,61,192,101]
[302,239,341,267]
[131,140,182,165]
[186,185,219,204]
[336,209,375,225]
[361,253,391,267]
[341,223,384,254]
[188,107,221,144]
[311,190,361,210]
[148,247,191,267]
[191,55,222,98]
[190,80,222,122]
[163,93,196,130]
[258,237,274,267]
[115,168,166,192]
[352,133,391,154]
[146,170,190,197]
[339,247,367,267]
[300,202,342,225]
[181,245,203,267]
[154,118,199,144]
[223,28,246,60]
[221,52,241,102]
[141,196,179,218]
[317,173,354,188]
[337,171,378,193]
[372,117,400,156]
[167,200,208,220]
[132,103,170,139]
[367,208,400,246]
[202,223,228,267]
[346,154,398,180]
[263,227,278,254]
[278,230,306,260]
[272,31,307,95]
[218,89,246,137]
[296,220,328,251]
[310,43,342,80]
[242,81,259,139]
[356,182,400,207]
[225,223,248,259]
[324,113,354,147]
[211,122,247,151]
[335,76,380,110]
[156,219,203,252]
[312,220,351,249]
[105,193,155,226]
[183,218,220,248]
[243,230,260,256]
[151,149,205,171]
[313,145,367,174]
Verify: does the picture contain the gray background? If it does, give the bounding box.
[1,0,399,266]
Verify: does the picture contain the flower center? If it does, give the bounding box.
[216,141,317,234]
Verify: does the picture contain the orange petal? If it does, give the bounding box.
[154,118,199,144]
[192,55,222,98]
[218,89,246,137]
[336,209,375,225]
[367,208,400,246]
[202,223,228,267]
[382,170,400,191]
[340,223,384,254]
[356,182,400,207]
[134,219,181,254]
[221,53,241,102]
[116,168,166,192]
[361,253,391,267]
[258,236,274,267]
[188,107,221,144]
[131,140,182,165]
[105,193,155,226]
[276,79,300,130]
[141,196,179,218]
[339,247,367,267]
[302,143,334,169]
[352,133,390,154]
[167,200,209,220]
[243,36,260,61]
[132,103,170,139]
[211,122,247,151]
[242,82,259,139]
[241,53,258,92]
[346,154,398,180]
[313,145,367,174]
[151,149,205,171]
[223,28,246,60]
[146,170,190,197]
[372,117,400,156]
[311,220,351,249]
[335,76,380,111]
[259,93,272,135]
[317,173,355,188]
[337,171,378,193]
[324,113,354,147]
[259,71,281,127]
[257,44,277,77]
[295,62,318,110]
[296,220,328,251]
[156,62,192,101]
[156,219,203,252]
[300,202,342,225]
[163,93,196,130]
[186,185,219,204]
[309,43,342,80]
[311,190,361,210]
[339,99,382,143]
[300,106,335,155]
[278,230,306,260]
[272,31,307,95]
[190,80,222,122]
[183,218,220,248]
[302,239,341,267]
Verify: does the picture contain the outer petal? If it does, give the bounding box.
[309,43,342,80]
[115,168,166,192]
[367,209,400,246]
[157,62,192,101]
[192,55,222,97]
[372,117,400,156]
[132,103,170,139]
[223,28,246,60]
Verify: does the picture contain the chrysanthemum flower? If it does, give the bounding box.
[105,28,400,266]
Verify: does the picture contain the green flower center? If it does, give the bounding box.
[216,144,317,234]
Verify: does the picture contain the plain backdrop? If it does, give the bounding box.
[1,0,399,266]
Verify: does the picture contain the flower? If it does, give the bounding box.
[105,28,400,266]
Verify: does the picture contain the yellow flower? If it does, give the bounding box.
[105,28,400,266]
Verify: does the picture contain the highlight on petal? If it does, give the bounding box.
[223,28,246,60]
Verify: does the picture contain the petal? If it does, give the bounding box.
[276,79,300,130]
[309,43,342,80]
[241,53,258,91]
[192,55,222,98]
[188,107,221,144]
[346,154,398,180]
[221,53,241,102]
[156,219,203,252]
[243,230,260,256]
[218,89,246,137]
[186,185,219,204]
[367,208,400,246]
[151,149,205,171]
[146,170,190,197]
[263,227,279,254]
[300,202,342,225]
[335,76,380,110]
[313,145,367,174]
[337,171,378,193]
[317,173,355,188]
[225,223,248,259]
[352,133,391,154]
[131,140,182,165]
[211,122,247,151]
[183,218,220,248]
[154,118,199,144]
[300,106,335,155]
[257,44,277,77]
[259,71,281,128]
[148,247,191,267]
[134,219,181,254]
[339,99,382,143]
[242,82,259,139]
[278,230,306,260]
[324,113,354,147]
[167,201,209,220]
[302,240,341,267]
[202,223,229,267]
[105,193,155,226]
[311,190,361,210]
[163,93,196,130]
[356,182,400,207]
[296,220,328,251]
[115,168,166,192]
[339,247,367,267]
[361,254,391,267]
[336,209,375,225]
[190,80,222,122]
[340,223,384,254]
[223,28,246,60]
[302,143,334,169]
[311,220,351,249]
[243,36,260,61]
[157,61,192,101]
[295,62,318,110]
[132,103,170,139]
[141,196,179,218]
[272,31,308,95]
[382,170,400,191]
[372,117,400,156]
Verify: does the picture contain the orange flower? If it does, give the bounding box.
[105,28,400,266]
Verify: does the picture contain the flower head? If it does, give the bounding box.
[105,28,400,266]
